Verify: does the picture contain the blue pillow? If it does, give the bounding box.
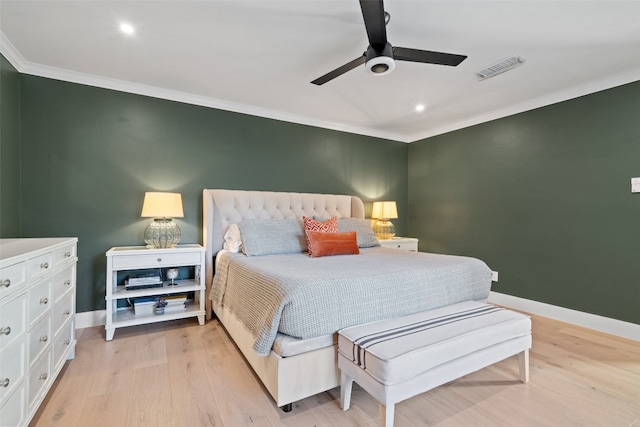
[237,218,307,256]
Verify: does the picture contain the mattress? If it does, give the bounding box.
[212,247,492,355]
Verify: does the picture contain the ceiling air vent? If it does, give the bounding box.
[477,55,526,81]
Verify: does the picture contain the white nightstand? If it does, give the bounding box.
[378,237,419,251]
[104,244,206,341]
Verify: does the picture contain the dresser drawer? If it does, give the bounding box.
[54,243,76,267]
[0,260,27,299]
[53,292,74,336]
[0,382,26,427]
[28,350,51,411]
[28,317,51,366]
[27,252,54,281]
[53,322,74,371]
[0,335,26,406]
[52,264,75,303]
[0,292,27,348]
[28,279,52,328]
[111,251,202,269]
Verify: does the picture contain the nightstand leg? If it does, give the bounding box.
[106,327,115,341]
[197,315,205,325]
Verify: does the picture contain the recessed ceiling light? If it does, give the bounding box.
[415,104,425,113]
[120,23,135,35]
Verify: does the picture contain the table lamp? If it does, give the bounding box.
[371,201,398,240]
[141,192,184,248]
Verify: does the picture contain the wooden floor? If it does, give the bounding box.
[31,314,640,427]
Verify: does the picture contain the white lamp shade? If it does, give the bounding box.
[371,201,398,219]
[141,192,184,218]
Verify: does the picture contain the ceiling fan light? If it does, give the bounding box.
[365,43,395,76]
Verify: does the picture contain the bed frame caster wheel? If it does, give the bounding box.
[280,403,293,413]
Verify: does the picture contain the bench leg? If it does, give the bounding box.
[340,372,354,411]
[518,349,530,383]
[379,403,395,427]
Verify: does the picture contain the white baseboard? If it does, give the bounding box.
[75,310,106,329]
[489,291,639,342]
[76,295,640,342]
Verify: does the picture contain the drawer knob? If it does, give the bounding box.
[39,373,48,381]
[0,378,9,388]
[40,297,49,305]
[1,279,10,288]
[157,258,162,262]
[64,251,72,257]
[0,326,11,336]
[40,262,49,269]
[40,335,48,342]
[64,280,71,286]
[63,339,70,346]
[63,309,71,315]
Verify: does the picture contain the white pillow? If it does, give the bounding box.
[223,223,243,253]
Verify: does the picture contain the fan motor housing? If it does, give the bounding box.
[366,43,395,76]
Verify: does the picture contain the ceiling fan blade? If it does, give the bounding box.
[393,47,467,66]
[311,55,366,85]
[359,0,387,47]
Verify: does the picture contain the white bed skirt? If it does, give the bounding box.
[212,300,340,407]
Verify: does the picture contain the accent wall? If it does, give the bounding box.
[17,74,408,313]
[408,81,640,325]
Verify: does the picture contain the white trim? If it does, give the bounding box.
[489,291,640,342]
[409,67,640,142]
[78,293,640,342]
[3,30,638,144]
[75,309,106,329]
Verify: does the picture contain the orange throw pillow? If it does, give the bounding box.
[303,216,338,256]
[305,230,360,257]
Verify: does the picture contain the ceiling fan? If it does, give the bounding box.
[311,0,467,85]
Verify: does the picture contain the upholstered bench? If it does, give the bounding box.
[338,301,532,427]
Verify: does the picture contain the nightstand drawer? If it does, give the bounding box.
[111,251,202,269]
[378,237,418,251]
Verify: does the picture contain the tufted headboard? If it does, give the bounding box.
[202,189,365,317]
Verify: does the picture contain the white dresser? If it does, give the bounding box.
[0,238,77,427]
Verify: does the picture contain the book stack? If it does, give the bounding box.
[162,294,187,313]
[132,296,157,316]
[126,273,163,290]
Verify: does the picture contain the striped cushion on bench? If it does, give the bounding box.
[338,301,531,386]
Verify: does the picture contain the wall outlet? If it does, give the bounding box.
[632,177,640,193]
[492,271,499,282]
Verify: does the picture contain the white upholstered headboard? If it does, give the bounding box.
[202,189,365,316]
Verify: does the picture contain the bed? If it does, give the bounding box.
[203,189,492,410]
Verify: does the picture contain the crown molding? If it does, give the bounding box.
[408,67,640,142]
[0,30,26,70]
[2,30,637,144]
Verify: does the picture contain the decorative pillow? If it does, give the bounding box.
[237,218,307,256]
[303,216,338,256]
[223,223,243,253]
[305,230,360,258]
[338,218,380,248]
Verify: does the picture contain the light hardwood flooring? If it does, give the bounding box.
[31,314,639,427]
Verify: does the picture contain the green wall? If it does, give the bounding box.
[18,75,408,313]
[0,54,21,237]
[408,81,640,325]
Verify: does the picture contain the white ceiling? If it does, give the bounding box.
[1,1,639,143]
